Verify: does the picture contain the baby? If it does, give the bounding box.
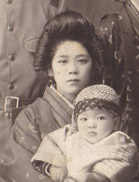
[32,84,138,182]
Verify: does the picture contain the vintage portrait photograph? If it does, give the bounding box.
[0,0,139,181]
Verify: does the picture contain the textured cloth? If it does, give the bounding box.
[66,131,137,182]
[74,84,120,106]
[0,1,67,181]
[97,1,139,146]
[73,84,121,122]
[67,0,122,27]
[32,126,138,182]
[3,86,72,182]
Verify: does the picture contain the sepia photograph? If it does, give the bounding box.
[0,0,139,181]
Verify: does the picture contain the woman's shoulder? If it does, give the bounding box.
[14,97,54,128]
[19,97,52,117]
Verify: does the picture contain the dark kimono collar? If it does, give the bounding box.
[43,86,73,127]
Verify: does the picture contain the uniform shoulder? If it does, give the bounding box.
[50,0,59,7]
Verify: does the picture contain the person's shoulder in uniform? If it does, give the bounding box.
[50,0,60,7]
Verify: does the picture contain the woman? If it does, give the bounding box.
[8,11,105,182]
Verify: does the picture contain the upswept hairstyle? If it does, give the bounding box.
[34,10,105,84]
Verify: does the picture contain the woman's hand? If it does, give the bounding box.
[50,165,68,182]
[75,172,110,182]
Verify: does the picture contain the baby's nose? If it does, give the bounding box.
[88,119,97,128]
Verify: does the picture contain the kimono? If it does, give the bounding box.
[97,0,139,146]
[32,126,138,182]
[2,86,72,182]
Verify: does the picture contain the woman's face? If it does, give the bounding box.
[50,40,93,102]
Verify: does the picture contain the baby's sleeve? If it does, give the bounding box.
[92,132,138,182]
[31,124,72,172]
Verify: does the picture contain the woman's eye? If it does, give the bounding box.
[77,59,88,64]
[58,60,67,64]
[80,117,87,121]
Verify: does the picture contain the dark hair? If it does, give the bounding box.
[34,11,105,84]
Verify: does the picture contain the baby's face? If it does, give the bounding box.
[77,108,115,144]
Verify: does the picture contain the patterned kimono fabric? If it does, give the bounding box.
[2,86,73,182]
[98,1,139,146]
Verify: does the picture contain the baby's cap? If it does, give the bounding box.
[73,84,121,123]
[74,84,120,106]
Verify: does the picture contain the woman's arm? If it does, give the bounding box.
[64,172,110,182]
[12,104,42,154]
[12,98,59,154]
[77,172,110,182]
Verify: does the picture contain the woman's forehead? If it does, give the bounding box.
[53,40,90,58]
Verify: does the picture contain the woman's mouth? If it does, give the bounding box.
[67,79,79,83]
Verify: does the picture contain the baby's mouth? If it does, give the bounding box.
[88,131,97,136]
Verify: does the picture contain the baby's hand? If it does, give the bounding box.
[50,165,68,182]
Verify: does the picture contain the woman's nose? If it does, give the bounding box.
[68,62,78,74]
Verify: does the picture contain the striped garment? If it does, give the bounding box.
[43,86,73,127]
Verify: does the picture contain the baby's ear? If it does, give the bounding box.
[113,116,121,131]
[48,68,53,77]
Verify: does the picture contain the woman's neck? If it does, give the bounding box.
[64,93,77,103]
[50,85,75,107]
[55,87,77,103]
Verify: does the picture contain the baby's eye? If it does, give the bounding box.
[77,59,88,64]
[79,117,87,121]
[97,116,105,120]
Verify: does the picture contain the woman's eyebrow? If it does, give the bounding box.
[76,54,90,58]
[57,55,68,58]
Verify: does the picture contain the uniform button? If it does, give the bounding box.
[9,54,15,61]
[6,0,12,3]
[5,113,11,119]
[136,54,139,61]
[135,35,139,41]
[8,83,14,90]
[8,25,14,31]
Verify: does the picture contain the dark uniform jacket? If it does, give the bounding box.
[0,0,67,181]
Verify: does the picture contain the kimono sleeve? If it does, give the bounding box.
[12,104,42,155]
[12,98,58,155]
[92,137,138,182]
[32,125,72,169]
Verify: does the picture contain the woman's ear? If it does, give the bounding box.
[48,68,53,77]
[113,116,121,131]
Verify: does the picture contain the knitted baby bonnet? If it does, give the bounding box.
[73,84,121,122]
